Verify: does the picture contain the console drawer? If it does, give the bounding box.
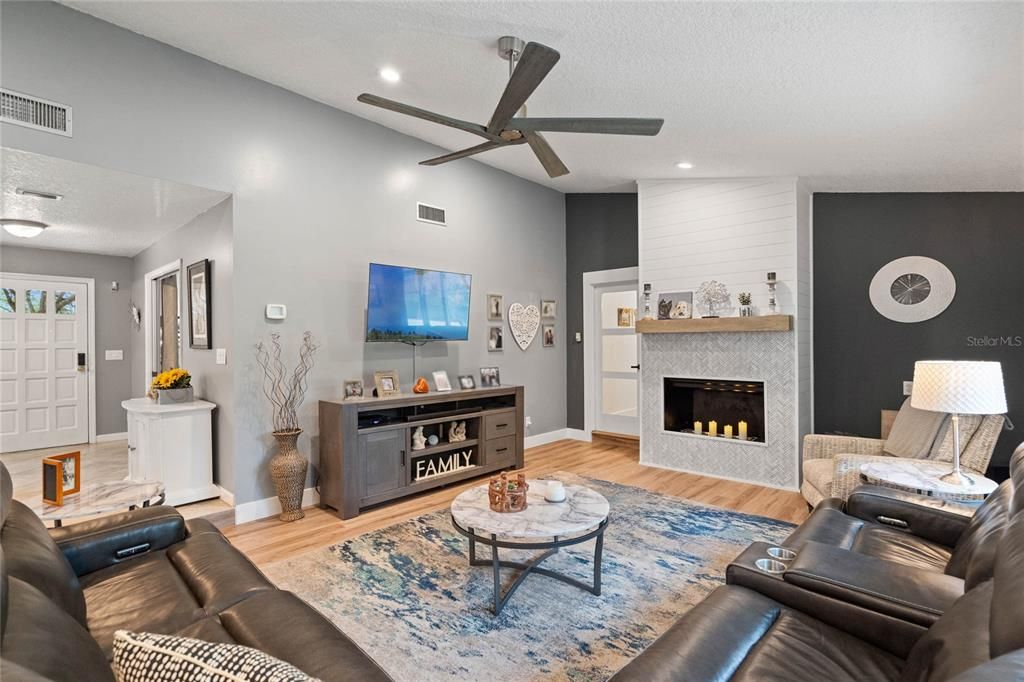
[485,435,516,467]
[484,410,517,440]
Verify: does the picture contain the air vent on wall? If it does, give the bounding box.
[1,88,72,137]
[416,202,446,226]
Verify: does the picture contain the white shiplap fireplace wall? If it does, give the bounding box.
[637,178,811,490]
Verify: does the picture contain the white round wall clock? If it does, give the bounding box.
[869,256,956,323]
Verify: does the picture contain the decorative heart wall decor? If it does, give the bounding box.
[507,303,540,350]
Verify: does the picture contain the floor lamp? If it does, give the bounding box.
[911,361,1006,487]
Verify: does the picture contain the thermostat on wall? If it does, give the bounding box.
[265,304,287,320]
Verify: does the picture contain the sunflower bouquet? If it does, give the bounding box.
[148,368,193,402]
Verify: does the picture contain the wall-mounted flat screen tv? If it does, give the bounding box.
[366,263,472,342]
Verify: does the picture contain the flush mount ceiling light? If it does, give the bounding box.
[15,187,63,200]
[675,161,694,169]
[379,67,401,83]
[1,219,48,238]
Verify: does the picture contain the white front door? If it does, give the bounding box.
[593,282,640,436]
[0,275,90,452]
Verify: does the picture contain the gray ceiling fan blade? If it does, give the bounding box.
[486,42,560,134]
[524,131,569,178]
[358,93,499,141]
[420,140,504,166]
[509,117,665,136]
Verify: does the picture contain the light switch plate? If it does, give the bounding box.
[105,349,123,361]
[903,380,914,396]
[574,332,583,343]
[265,303,287,320]
[216,348,227,365]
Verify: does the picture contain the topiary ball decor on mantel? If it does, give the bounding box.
[254,332,319,522]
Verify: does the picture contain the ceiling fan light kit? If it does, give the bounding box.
[358,36,664,178]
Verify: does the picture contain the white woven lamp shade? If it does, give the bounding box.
[911,361,1007,415]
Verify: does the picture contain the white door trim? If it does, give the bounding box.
[143,259,182,392]
[582,266,639,439]
[0,272,97,444]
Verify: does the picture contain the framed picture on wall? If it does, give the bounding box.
[542,325,555,347]
[541,300,556,319]
[187,259,212,349]
[488,326,504,352]
[487,294,503,321]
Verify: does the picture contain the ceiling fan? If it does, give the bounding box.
[357,36,664,178]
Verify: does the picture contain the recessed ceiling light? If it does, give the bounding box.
[379,67,401,83]
[675,161,694,169]
[1,219,48,238]
[15,187,63,200]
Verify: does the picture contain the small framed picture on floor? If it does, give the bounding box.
[42,451,81,506]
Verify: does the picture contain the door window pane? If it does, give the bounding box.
[0,289,14,312]
[55,291,76,315]
[24,289,46,314]
[158,274,179,372]
[602,334,638,372]
[601,290,637,329]
[602,377,638,418]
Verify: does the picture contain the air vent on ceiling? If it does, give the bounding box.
[1,88,72,137]
[416,202,446,226]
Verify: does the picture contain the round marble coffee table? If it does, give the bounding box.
[450,480,610,615]
[32,480,165,527]
[859,460,997,502]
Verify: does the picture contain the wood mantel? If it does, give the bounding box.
[636,315,793,334]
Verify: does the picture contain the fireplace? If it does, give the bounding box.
[663,377,766,443]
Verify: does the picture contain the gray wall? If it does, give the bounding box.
[813,193,1023,475]
[130,198,234,490]
[565,194,638,429]
[1,2,566,504]
[0,246,132,435]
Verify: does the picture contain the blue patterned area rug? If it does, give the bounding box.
[263,473,794,681]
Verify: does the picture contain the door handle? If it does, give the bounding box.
[630,364,640,370]
[77,352,87,372]
[400,449,406,467]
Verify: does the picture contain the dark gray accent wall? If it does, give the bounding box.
[565,194,638,430]
[0,246,133,435]
[813,193,1023,474]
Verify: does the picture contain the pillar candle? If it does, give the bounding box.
[709,420,718,437]
[738,421,748,440]
[724,425,733,439]
[693,421,702,435]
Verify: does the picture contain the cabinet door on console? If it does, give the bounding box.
[359,430,405,498]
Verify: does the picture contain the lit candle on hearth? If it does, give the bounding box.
[693,421,702,435]
[724,424,733,439]
[739,421,748,440]
[709,420,718,437]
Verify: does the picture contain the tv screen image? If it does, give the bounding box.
[366,263,472,342]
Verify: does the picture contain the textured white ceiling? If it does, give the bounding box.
[0,148,229,257]
[62,1,1022,193]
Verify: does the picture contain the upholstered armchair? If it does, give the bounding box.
[801,399,1004,507]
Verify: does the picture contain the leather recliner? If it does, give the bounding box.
[0,463,391,681]
[610,505,1024,681]
[784,443,1024,590]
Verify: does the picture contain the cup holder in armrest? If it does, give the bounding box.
[767,547,797,561]
[755,558,788,574]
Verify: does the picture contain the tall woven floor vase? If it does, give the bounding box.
[270,429,307,522]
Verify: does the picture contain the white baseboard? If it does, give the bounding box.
[234,487,320,525]
[638,458,800,492]
[217,486,235,507]
[95,431,128,443]
[565,428,592,442]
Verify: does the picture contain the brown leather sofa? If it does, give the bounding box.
[612,445,1024,681]
[0,463,390,681]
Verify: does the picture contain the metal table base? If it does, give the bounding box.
[452,514,609,616]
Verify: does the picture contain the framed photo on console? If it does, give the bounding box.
[432,370,452,392]
[42,451,81,506]
[187,259,212,349]
[374,370,401,397]
[458,375,476,390]
[343,380,364,399]
[480,366,501,387]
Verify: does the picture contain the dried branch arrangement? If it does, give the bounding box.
[254,331,319,433]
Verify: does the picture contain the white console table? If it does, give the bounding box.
[122,398,219,506]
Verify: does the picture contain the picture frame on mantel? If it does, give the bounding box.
[187,259,212,349]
